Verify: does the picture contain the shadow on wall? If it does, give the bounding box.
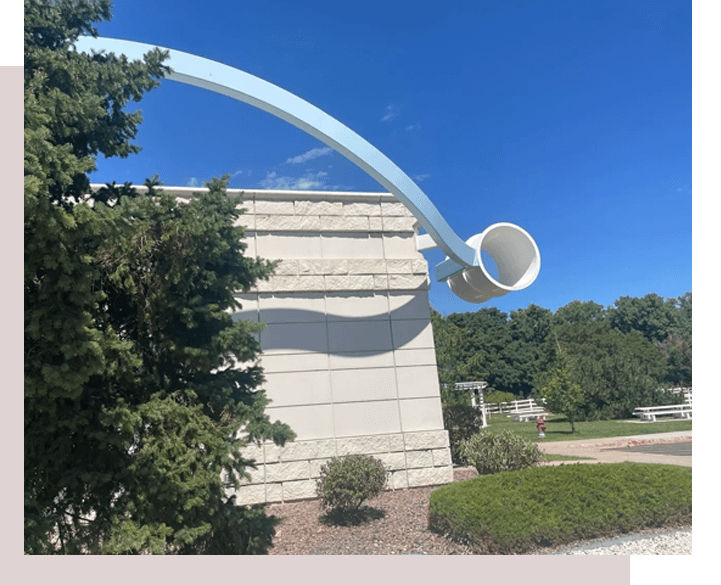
[231,295,431,356]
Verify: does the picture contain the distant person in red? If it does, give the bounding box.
[536,417,547,437]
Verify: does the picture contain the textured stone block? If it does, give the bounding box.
[278,439,337,463]
[411,259,428,274]
[237,464,265,485]
[407,466,454,488]
[388,274,430,290]
[254,200,295,215]
[342,201,382,216]
[266,483,283,503]
[388,434,406,452]
[255,215,321,231]
[298,259,349,275]
[233,215,254,229]
[403,430,449,450]
[310,458,333,477]
[389,470,409,489]
[238,444,264,465]
[283,479,318,501]
[347,259,387,274]
[381,201,414,217]
[324,275,375,291]
[265,460,311,483]
[235,484,267,505]
[336,434,391,456]
[405,450,433,469]
[432,448,452,467]
[258,275,326,292]
[386,259,412,274]
[382,216,419,232]
[273,259,299,275]
[375,451,407,470]
[235,200,254,215]
[295,200,343,216]
[373,275,389,290]
[368,217,384,231]
[321,215,370,231]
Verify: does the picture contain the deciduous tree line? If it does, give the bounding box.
[432,293,691,420]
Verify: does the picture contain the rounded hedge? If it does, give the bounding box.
[428,462,691,554]
[316,455,388,512]
[459,429,544,475]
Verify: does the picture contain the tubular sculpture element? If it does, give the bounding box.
[74,36,540,303]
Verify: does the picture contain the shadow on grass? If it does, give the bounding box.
[320,505,386,527]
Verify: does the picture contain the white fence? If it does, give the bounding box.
[660,387,692,406]
[485,398,546,415]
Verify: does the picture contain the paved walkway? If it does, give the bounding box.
[536,430,692,467]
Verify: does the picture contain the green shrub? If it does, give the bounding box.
[459,429,543,475]
[484,390,517,404]
[315,455,388,513]
[442,404,484,465]
[428,463,692,554]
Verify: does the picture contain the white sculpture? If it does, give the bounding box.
[75,36,540,304]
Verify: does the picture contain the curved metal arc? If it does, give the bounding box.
[74,36,477,270]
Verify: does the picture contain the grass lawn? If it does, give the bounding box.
[485,414,692,443]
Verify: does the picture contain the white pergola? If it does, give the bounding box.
[454,381,489,428]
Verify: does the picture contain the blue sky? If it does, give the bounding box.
[87,0,692,317]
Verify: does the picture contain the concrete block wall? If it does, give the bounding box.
[175,187,453,504]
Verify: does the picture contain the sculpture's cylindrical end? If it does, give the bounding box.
[447,223,540,304]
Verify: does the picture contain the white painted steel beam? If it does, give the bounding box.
[74,36,540,303]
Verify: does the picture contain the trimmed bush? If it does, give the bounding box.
[428,462,692,554]
[484,390,517,404]
[459,429,543,475]
[442,404,484,465]
[316,455,388,513]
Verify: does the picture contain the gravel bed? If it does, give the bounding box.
[542,529,691,555]
[266,467,690,555]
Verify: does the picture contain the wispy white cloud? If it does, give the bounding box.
[258,170,347,191]
[413,173,431,182]
[381,104,399,122]
[187,177,200,187]
[406,123,421,131]
[285,147,333,164]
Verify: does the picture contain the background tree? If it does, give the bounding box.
[545,322,670,419]
[553,299,607,325]
[538,365,584,433]
[608,293,678,344]
[25,0,293,554]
